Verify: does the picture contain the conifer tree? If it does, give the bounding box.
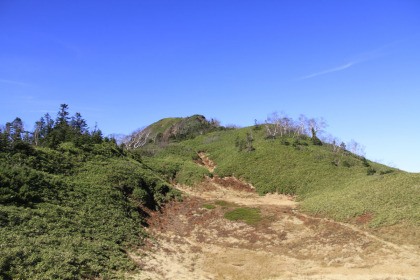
[5,117,24,144]
[54,104,72,143]
[71,112,89,145]
[71,112,88,134]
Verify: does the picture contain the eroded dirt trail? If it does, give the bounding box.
[130,155,420,280]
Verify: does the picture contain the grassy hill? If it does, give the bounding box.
[1,110,419,278]
[139,124,419,227]
[123,114,223,149]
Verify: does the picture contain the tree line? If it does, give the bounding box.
[0,104,107,151]
[262,112,366,157]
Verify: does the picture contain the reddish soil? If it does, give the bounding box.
[354,213,374,224]
[212,175,255,192]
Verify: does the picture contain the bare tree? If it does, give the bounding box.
[331,138,342,153]
[210,118,221,128]
[306,117,327,138]
[265,112,279,139]
[298,114,308,136]
[121,127,152,150]
[347,139,366,157]
[322,134,342,153]
[265,111,287,138]
[226,124,241,129]
[33,120,44,146]
[282,116,292,136]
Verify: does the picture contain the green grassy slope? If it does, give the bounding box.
[145,117,183,137]
[140,125,419,227]
[0,141,179,279]
[127,114,222,148]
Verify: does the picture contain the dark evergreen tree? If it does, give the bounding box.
[54,104,72,143]
[0,125,11,151]
[71,112,88,134]
[35,114,55,147]
[56,104,70,127]
[44,113,54,133]
[90,123,103,144]
[70,112,89,146]
[5,117,24,144]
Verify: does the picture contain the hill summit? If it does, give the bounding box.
[123,115,223,149]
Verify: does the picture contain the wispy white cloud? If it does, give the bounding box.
[298,40,399,80]
[298,61,359,80]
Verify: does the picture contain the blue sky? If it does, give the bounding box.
[1,0,419,172]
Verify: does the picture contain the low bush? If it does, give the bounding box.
[367,167,377,175]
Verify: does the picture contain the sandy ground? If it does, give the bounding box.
[128,154,420,280]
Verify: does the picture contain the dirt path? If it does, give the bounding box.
[129,155,420,280]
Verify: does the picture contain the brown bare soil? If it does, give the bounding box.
[196,151,216,172]
[128,156,420,280]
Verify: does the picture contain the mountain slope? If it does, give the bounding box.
[139,123,420,227]
[0,141,179,279]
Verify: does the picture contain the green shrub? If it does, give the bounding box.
[367,167,377,175]
[224,207,262,225]
[311,136,322,146]
[133,188,151,205]
[202,204,215,209]
[361,157,370,167]
[342,160,351,168]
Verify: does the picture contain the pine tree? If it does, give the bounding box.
[71,112,88,134]
[71,112,89,146]
[5,117,24,144]
[55,104,72,143]
[56,104,70,127]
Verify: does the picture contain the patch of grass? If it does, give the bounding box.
[202,203,215,209]
[176,161,212,185]
[224,207,262,225]
[215,200,237,209]
[301,172,420,226]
